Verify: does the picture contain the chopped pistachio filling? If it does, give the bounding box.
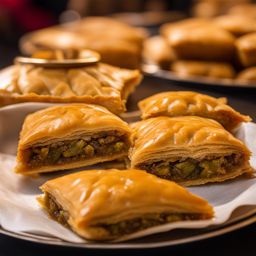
[44,193,209,237]
[27,131,128,167]
[139,154,243,181]
[44,193,69,227]
[101,212,209,236]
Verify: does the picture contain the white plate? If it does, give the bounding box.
[0,103,255,248]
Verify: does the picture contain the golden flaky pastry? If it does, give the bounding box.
[138,91,250,131]
[129,116,253,186]
[0,63,142,114]
[15,104,132,175]
[38,169,213,240]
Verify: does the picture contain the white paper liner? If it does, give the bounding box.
[0,122,255,243]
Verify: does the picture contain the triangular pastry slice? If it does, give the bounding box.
[129,116,253,186]
[139,91,250,131]
[15,104,132,175]
[38,169,213,241]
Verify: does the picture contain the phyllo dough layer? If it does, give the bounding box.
[15,104,132,175]
[139,91,250,131]
[38,169,213,240]
[0,63,142,114]
[129,116,253,186]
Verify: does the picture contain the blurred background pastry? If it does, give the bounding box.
[237,67,256,82]
[1,0,256,84]
[236,33,256,67]
[171,60,235,79]
[142,36,176,69]
[161,19,235,62]
[212,15,256,37]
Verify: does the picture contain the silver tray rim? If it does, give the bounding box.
[143,64,256,89]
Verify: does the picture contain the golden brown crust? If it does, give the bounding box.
[66,17,147,47]
[20,17,148,69]
[83,38,141,69]
[228,4,256,19]
[15,104,132,174]
[39,169,214,240]
[143,36,176,68]
[0,63,142,114]
[171,61,235,79]
[213,15,256,37]
[160,18,213,38]
[236,33,256,67]
[160,18,235,61]
[129,116,253,185]
[237,67,256,82]
[138,91,250,131]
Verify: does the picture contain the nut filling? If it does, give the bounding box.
[26,131,129,167]
[138,154,243,181]
[101,212,209,236]
[44,193,209,237]
[44,193,69,227]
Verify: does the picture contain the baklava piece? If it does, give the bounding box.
[143,36,176,69]
[0,62,142,114]
[138,91,250,131]
[160,19,235,61]
[160,18,212,38]
[38,169,213,240]
[83,38,141,69]
[237,67,256,82]
[236,33,256,67]
[66,17,147,48]
[228,4,256,19]
[213,15,256,37]
[70,16,149,69]
[171,61,235,79]
[20,28,87,54]
[20,17,147,69]
[129,116,253,186]
[15,104,132,175]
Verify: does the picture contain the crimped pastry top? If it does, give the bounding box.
[138,91,250,131]
[129,116,250,165]
[19,104,131,149]
[40,169,213,227]
[0,63,141,99]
